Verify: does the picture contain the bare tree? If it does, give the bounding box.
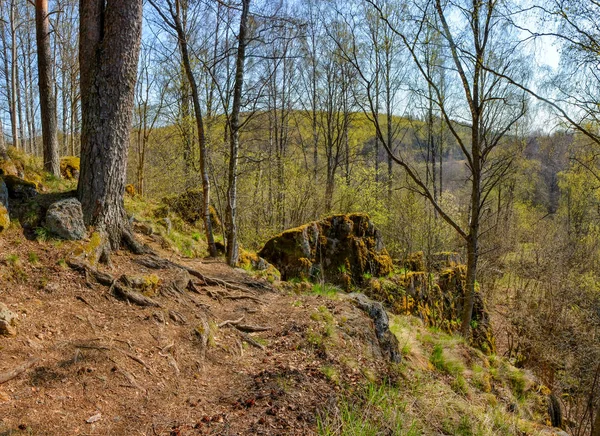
[78,0,144,256]
[363,0,528,338]
[35,0,60,176]
[225,0,251,266]
[148,0,218,257]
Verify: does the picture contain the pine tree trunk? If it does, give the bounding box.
[78,0,143,254]
[36,0,60,176]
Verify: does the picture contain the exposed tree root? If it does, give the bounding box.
[68,258,160,307]
[135,255,270,293]
[0,358,40,384]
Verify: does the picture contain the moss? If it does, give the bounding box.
[125,184,136,197]
[60,156,80,180]
[259,213,392,285]
[404,251,425,272]
[0,205,9,234]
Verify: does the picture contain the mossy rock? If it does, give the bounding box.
[161,189,221,232]
[259,213,392,286]
[60,156,80,180]
[369,264,495,354]
[238,248,281,283]
[125,184,136,197]
[0,204,10,234]
[0,159,23,177]
[2,175,38,199]
[403,251,425,272]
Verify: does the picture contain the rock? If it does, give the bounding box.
[0,303,17,336]
[350,293,401,363]
[160,189,222,231]
[60,156,80,180]
[45,198,87,240]
[0,205,9,234]
[2,175,38,199]
[0,177,8,209]
[370,265,495,354]
[133,221,153,236]
[258,214,393,286]
[0,159,23,177]
[125,184,136,197]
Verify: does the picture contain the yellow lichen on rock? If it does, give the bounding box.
[60,156,80,180]
[0,204,10,234]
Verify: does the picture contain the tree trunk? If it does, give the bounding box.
[226,0,250,267]
[78,0,144,254]
[160,0,217,257]
[36,0,60,176]
[0,119,7,160]
[9,0,20,149]
[592,402,600,436]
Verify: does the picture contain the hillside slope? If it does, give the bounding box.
[0,225,567,435]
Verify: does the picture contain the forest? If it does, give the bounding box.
[0,0,599,435]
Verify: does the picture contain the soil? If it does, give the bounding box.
[0,229,390,435]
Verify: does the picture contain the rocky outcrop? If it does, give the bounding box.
[368,265,495,354]
[159,189,222,231]
[45,198,87,240]
[0,302,17,336]
[351,293,401,363]
[259,214,393,287]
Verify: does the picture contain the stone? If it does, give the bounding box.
[370,265,496,354]
[0,178,8,209]
[350,293,401,363]
[45,198,87,240]
[3,175,38,199]
[258,213,393,286]
[0,303,17,336]
[60,156,80,180]
[0,205,9,234]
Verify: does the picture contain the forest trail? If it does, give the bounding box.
[0,228,391,435]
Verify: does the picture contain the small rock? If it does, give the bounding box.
[86,413,101,424]
[0,302,17,336]
[45,198,86,240]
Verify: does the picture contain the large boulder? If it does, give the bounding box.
[45,198,87,240]
[258,214,393,286]
[0,302,17,336]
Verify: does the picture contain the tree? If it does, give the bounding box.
[0,117,6,160]
[35,0,60,176]
[225,0,250,266]
[364,0,528,337]
[148,0,218,257]
[78,0,144,255]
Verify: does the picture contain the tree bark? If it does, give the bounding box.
[9,0,20,149]
[0,118,7,160]
[36,0,60,176]
[78,0,144,254]
[148,0,217,256]
[226,0,250,267]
